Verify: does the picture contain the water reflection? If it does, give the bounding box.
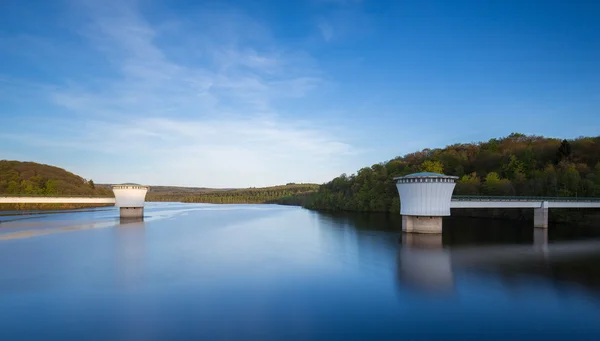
[533,228,549,252]
[398,233,454,293]
[318,211,600,299]
[2,205,600,339]
[119,217,145,226]
[115,217,146,290]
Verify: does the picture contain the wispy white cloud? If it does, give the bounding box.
[1,116,357,187]
[0,0,359,187]
[318,21,334,42]
[314,1,370,44]
[50,1,324,117]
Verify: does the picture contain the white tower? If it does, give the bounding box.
[112,184,149,219]
[394,172,458,233]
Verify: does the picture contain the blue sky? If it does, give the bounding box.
[0,0,598,187]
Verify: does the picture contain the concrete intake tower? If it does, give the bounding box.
[112,184,149,219]
[394,172,458,234]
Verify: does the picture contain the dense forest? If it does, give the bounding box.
[168,184,320,204]
[301,134,600,214]
[0,160,113,210]
[144,186,230,202]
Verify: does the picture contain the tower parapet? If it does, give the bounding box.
[112,184,149,219]
[394,172,458,233]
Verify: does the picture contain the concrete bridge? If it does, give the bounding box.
[0,196,116,204]
[450,196,600,228]
[0,184,149,218]
[395,172,600,233]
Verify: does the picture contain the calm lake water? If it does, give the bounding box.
[1,203,600,340]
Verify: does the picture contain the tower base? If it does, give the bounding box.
[402,215,443,234]
[120,207,144,219]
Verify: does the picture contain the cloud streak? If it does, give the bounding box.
[0,0,358,187]
[318,21,334,42]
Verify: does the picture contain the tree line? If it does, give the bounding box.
[159,184,320,204]
[299,134,600,213]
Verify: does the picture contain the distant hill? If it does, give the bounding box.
[148,186,232,193]
[142,185,232,202]
[0,160,112,197]
[164,183,320,204]
[95,184,231,193]
[0,160,314,205]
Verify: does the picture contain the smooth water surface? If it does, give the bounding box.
[1,203,600,340]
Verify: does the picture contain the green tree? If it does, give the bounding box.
[543,165,558,196]
[21,180,41,195]
[455,172,481,195]
[482,172,501,195]
[503,154,524,180]
[7,181,20,194]
[45,180,59,195]
[420,160,444,174]
[557,139,572,163]
[520,147,537,175]
[558,162,580,196]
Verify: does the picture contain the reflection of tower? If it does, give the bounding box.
[394,172,458,234]
[112,184,149,219]
[115,219,146,290]
[403,233,443,249]
[533,228,549,258]
[533,228,548,246]
[397,233,455,293]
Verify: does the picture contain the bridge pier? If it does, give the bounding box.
[534,201,549,229]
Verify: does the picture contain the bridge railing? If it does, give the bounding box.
[452,195,600,202]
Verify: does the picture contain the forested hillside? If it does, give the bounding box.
[144,186,230,202]
[0,160,112,197]
[177,184,319,204]
[304,134,600,213]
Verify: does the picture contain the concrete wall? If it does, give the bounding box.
[120,207,144,218]
[112,187,148,208]
[0,197,115,204]
[402,216,443,234]
[397,182,456,216]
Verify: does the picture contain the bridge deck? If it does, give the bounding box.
[451,196,600,209]
[1,196,600,209]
